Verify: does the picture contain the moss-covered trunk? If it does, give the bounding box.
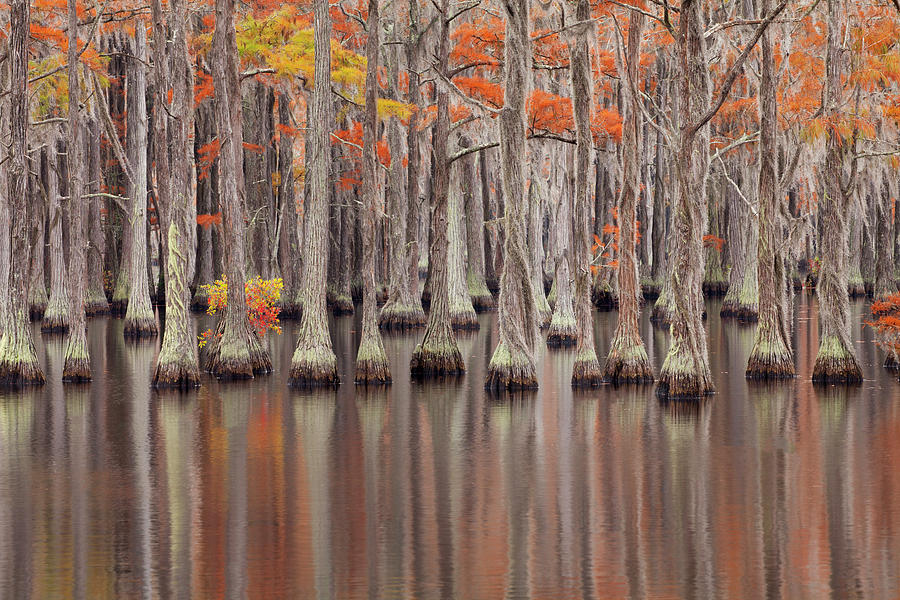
[123,27,158,338]
[354,0,391,385]
[154,0,200,388]
[603,10,652,384]
[289,0,339,387]
[85,116,110,316]
[0,0,44,386]
[746,0,794,380]
[42,142,70,334]
[485,0,539,391]
[569,0,602,386]
[410,0,464,378]
[205,0,271,378]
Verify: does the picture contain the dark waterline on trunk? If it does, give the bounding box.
[1,295,899,599]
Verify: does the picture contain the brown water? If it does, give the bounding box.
[2,294,900,599]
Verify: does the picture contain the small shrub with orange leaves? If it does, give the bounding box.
[198,276,284,348]
[868,293,900,363]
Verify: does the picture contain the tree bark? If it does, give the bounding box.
[485,0,539,391]
[204,0,272,377]
[873,183,896,301]
[123,26,159,338]
[462,141,494,311]
[569,0,602,386]
[657,0,714,398]
[288,0,339,386]
[42,142,71,333]
[154,0,201,387]
[811,0,863,384]
[63,0,91,381]
[28,189,48,321]
[603,10,653,384]
[746,0,794,379]
[547,254,576,346]
[355,0,391,385]
[85,115,110,316]
[410,0,465,377]
[449,162,478,330]
[720,169,759,320]
[0,0,44,386]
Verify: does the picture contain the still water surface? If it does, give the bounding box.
[1,295,899,599]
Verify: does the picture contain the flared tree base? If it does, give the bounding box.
[41,311,70,334]
[355,358,392,385]
[84,298,110,317]
[280,300,303,320]
[288,347,339,387]
[537,308,552,330]
[641,279,662,300]
[546,316,577,347]
[572,350,603,387]
[486,277,500,295]
[331,294,354,316]
[719,301,759,322]
[410,341,465,377]
[847,281,866,298]
[603,344,654,384]
[110,298,128,316]
[884,353,899,371]
[451,309,480,331]
[746,349,795,380]
[485,342,538,391]
[379,303,426,331]
[471,293,496,312]
[62,356,92,383]
[592,283,617,310]
[702,280,728,297]
[650,296,675,326]
[0,360,45,387]
[29,303,47,322]
[124,314,159,338]
[812,335,863,383]
[656,372,714,400]
[153,358,201,389]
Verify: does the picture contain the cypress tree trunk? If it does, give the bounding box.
[85,116,110,316]
[546,255,576,346]
[42,142,71,334]
[462,142,493,311]
[485,0,539,391]
[811,0,862,384]
[657,0,714,398]
[277,94,302,318]
[288,0,339,387]
[0,0,44,386]
[480,150,498,294]
[569,0,602,386]
[354,0,391,385]
[332,197,355,315]
[529,176,552,328]
[720,171,759,320]
[380,4,426,330]
[873,185,896,301]
[746,0,794,379]
[154,0,201,387]
[191,105,216,311]
[603,10,653,384]
[847,217,865,297]
[205,0,272,378]
[702,194,728,296]
[591,153,617,310]
[449,165,478,330]
[123,26,158,338]
[28,188,48,321]
[409,0,464,377]
[63,0,91,382]
[646,56,668,300]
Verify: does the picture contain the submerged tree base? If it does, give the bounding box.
[656,372,714,400]
[331,294,354,316]
[812,336,863,384]
[702,280,728,297]
[29,302,47,322]
[720,300,759,322]
[0,323,45,387]
[603,344,654,384]
[110,298,128,316]
[546,316,577,347]
[650,294,675,326]
[410,341,465,377]
[746,349,795,380]
[451,308,479,331]
[153,359,201,389]
[641,278,662,300]
[41,310,70,334]
[470,292,495,312]
[0,360,45,387]
[123,314,159,338]
[884,353,899,371]
[288,347,339,387]
[205,322,272,380]
[591,281,617,310]
[379,303,426,330]
[485,342,538,391]
[847,280,866,298]
[355,358,392,385]
[62,356,92,383]
[572,350,603,386]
